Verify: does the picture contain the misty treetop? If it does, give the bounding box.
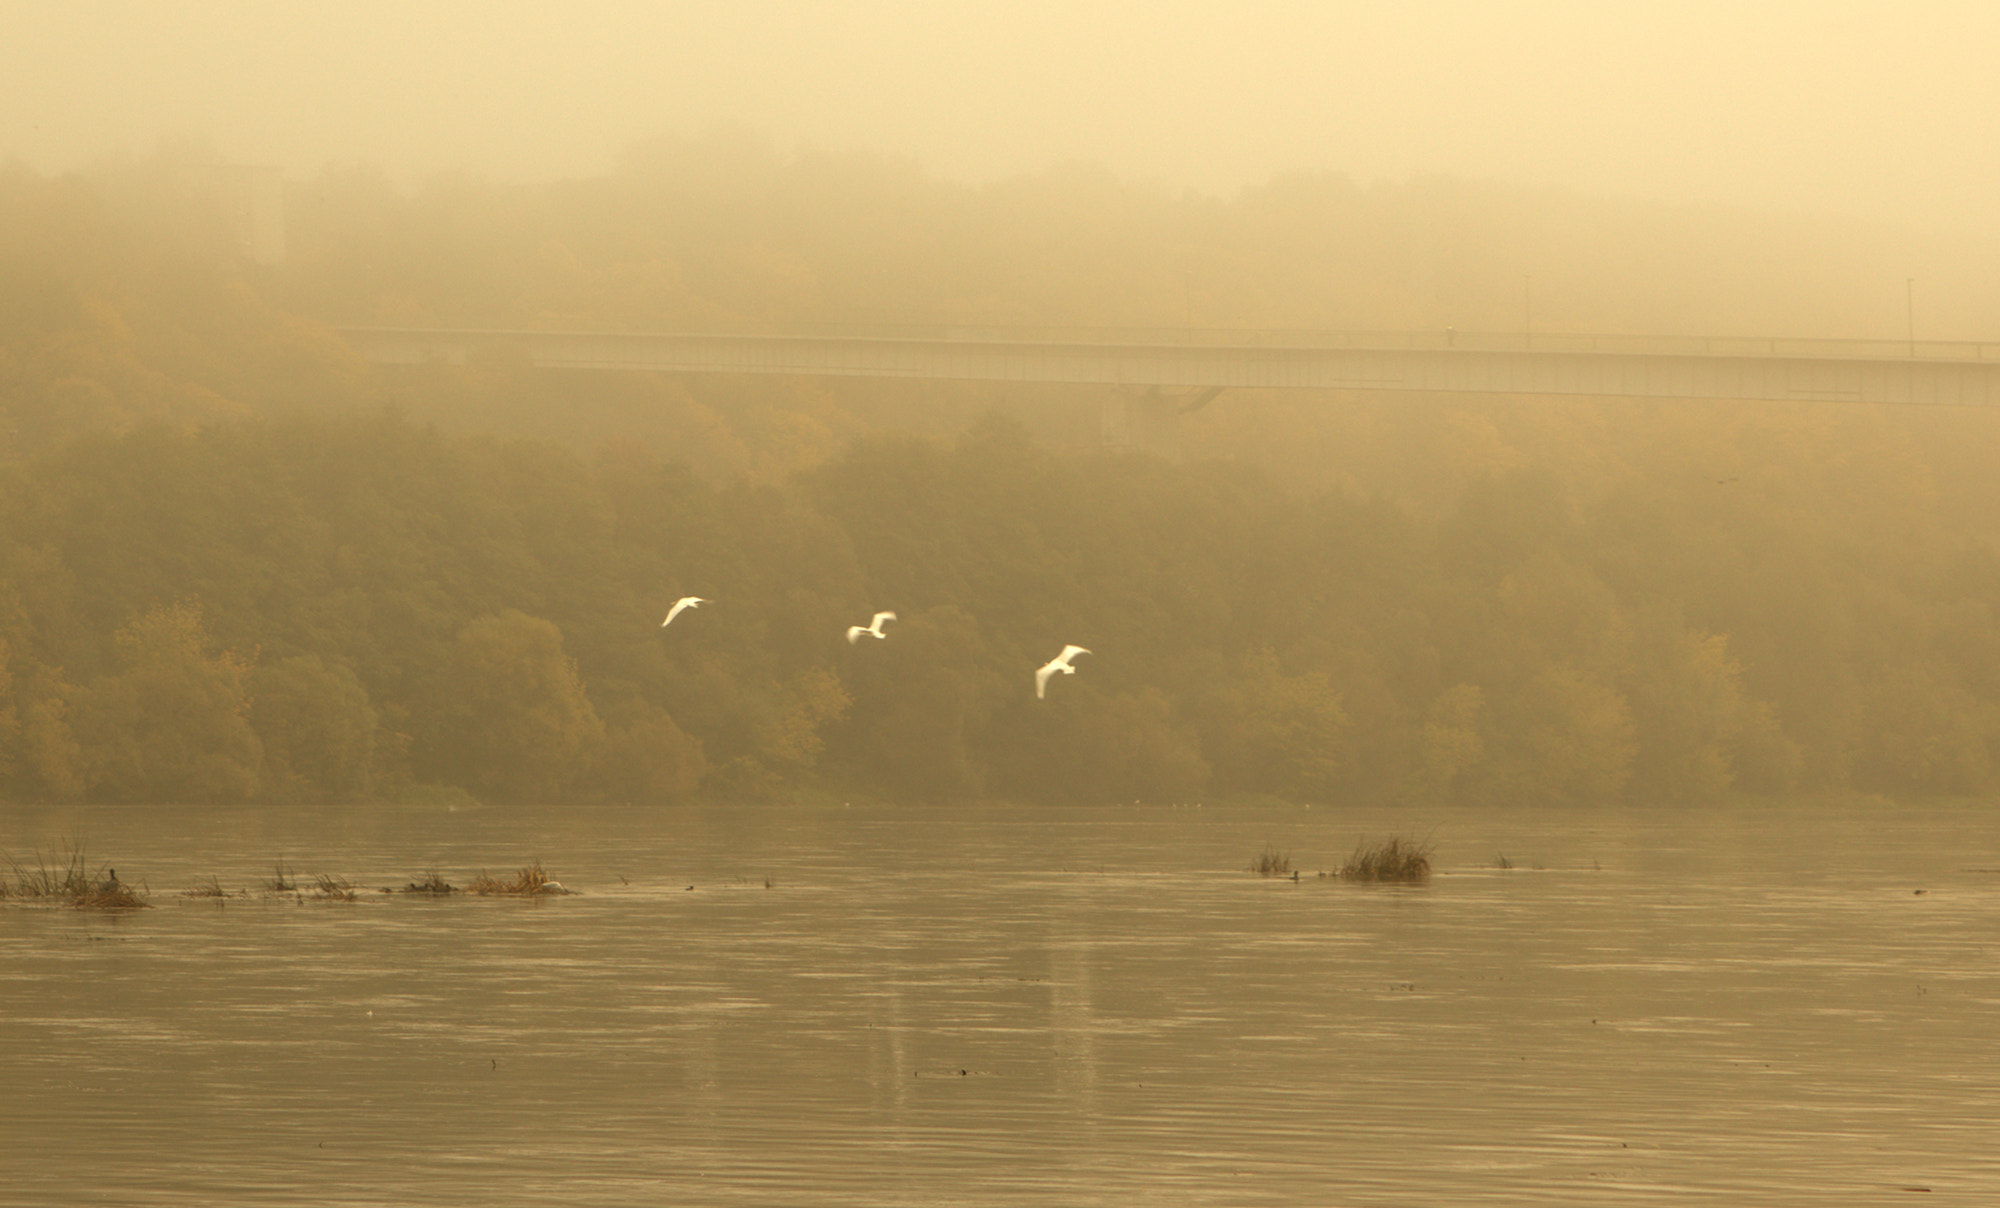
[15,143,2000,474]
[6,153,2000,806]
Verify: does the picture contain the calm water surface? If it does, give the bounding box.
[2,799,1996,1205]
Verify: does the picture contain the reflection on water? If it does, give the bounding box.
[2,800,1997,1205]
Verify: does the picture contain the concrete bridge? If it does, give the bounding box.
[343,324,2000,449]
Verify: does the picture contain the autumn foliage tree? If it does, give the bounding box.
[66,599,261,803]
[420,610,605,803]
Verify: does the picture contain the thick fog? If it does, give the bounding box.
[7,0,1998,238]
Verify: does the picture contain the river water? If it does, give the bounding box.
[1,798,1995,1205]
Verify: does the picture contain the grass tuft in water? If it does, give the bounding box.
[1,844,147,908]
[467,861,571,896]
[1339,836,1434,883]
[311,873,359,902]
[75,880,147,909]
[264,861,297,893]
[1250,847,1293,877]
[401,869,455,894]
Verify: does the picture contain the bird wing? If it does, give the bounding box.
[662,597,704,627]
[846,626,865,644]
[873,611,897,627]
[1060,645,1090,662]
[1035,662,1056,699]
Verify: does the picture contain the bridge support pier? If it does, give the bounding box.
[1099,386,1225,459]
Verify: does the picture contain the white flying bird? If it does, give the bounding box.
[1035,645,1090,699]
[846,611,897,644]
[661,597,706,628]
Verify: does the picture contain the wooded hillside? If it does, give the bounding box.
[4,146,1998,806]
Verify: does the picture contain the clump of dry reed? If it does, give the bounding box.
[467,861,571,896]
[311,873,359,902]
[183,876,232,899]
[401,869,456,894]
[1339,836,1434,883]
[263,862,297,893]
[74,879,147,909]
[1,845,148,909]
[1250,847,1294,877]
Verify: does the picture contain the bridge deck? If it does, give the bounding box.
[344,327,2000,407]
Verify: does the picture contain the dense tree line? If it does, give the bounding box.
[4,149,2000,806]
[4,400,1999,807]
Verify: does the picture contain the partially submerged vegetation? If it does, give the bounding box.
[402,869,456,895]
[181,867,371,900]
[1,846,580,904]
[264,862,298,893]
[1,846,147,908]
[311,873,359,902]
[1338,836,1434,883]
[467,861,571,896]
[1250,847,1294,877]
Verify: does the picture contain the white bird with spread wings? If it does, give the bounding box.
[847,611,896,644]
[661,597,706,628]
[1035,645,1090,699]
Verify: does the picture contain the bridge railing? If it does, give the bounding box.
[829,324,2000,362]
[342,323,2000,363]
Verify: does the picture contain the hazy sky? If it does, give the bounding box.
[7,1,1997,235]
